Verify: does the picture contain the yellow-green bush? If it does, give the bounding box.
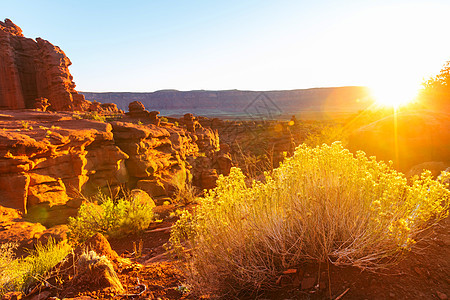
[170,142,450,296]
[0,238,71,296]
[68,192,155,242]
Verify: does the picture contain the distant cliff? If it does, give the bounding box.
[82,87,374,118]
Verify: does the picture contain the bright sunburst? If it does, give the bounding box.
[370,82,419,108]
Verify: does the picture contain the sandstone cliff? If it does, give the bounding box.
[0,19,88,111]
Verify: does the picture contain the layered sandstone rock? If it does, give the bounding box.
[0,110,128,223]
[114,103,226,198]
[0,19,89,111]
[0,108,231,227]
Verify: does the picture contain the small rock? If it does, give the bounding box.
[437,291,448,300]
[389,292,395,298]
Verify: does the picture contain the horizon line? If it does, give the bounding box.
[79,85,370,94]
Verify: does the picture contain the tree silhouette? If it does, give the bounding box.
[419,61,450,111]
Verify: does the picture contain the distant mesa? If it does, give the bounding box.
[0,18,90,111]
[82,87,375,118]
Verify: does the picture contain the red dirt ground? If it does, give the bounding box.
[25,214,449,300]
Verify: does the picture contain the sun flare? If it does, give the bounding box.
[370,83,419,108]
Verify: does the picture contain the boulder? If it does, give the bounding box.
[137,179,167,197]
[348,110,450,172]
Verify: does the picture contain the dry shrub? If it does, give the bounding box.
[73,250,123,292]
[170,142,450,297]
[171,171,199,205]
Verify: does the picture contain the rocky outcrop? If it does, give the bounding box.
[0,110,128,224]
[0,19,89,111]
[348,111,450,172]
[114,102,226,200]
[0,108,231,226]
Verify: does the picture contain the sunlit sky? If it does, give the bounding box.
[3,0,450,94]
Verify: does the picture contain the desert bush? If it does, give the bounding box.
[0,238,71,296]
[170,142,450,296]
[303,124,348,147]
[170,170,199,205]
[68,192,155,242]
[231,143,275,179]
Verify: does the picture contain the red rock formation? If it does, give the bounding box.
[0,108,231,226]
[0,19,89,111]
[0,110,128,221]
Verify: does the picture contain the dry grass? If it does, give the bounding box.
[170,142,450,297]
[0,238,71,296]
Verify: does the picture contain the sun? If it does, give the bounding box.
[370,82,419,108]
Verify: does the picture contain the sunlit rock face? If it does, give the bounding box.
[0,19,88,111]
[348,110,450,172]
[0,109,231,226]
[0,111,127,217]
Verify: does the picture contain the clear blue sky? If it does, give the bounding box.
[3,0,450,94]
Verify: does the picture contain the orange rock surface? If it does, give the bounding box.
[0,19,89,111]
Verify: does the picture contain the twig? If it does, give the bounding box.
[327,260,332,300]
[334,287,350,300]
[144,252,167,264]
[145,226,172,233]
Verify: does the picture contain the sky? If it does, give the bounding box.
[2,0,450,95]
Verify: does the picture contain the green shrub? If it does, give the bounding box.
[68,192,155,242]
[0,238,71,296]
[170,142,450,296]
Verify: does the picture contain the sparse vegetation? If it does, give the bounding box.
[232,144,275,179]
[68,192,155,242]
[170,142,450,296]
[20,121,32,130]
[171,171,199,205]
[0,239,71,296]
[74,112,107,122]
[303,124,348,147]
[160,116,169,123]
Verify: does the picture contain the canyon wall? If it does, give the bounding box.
[0,19,88,111]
